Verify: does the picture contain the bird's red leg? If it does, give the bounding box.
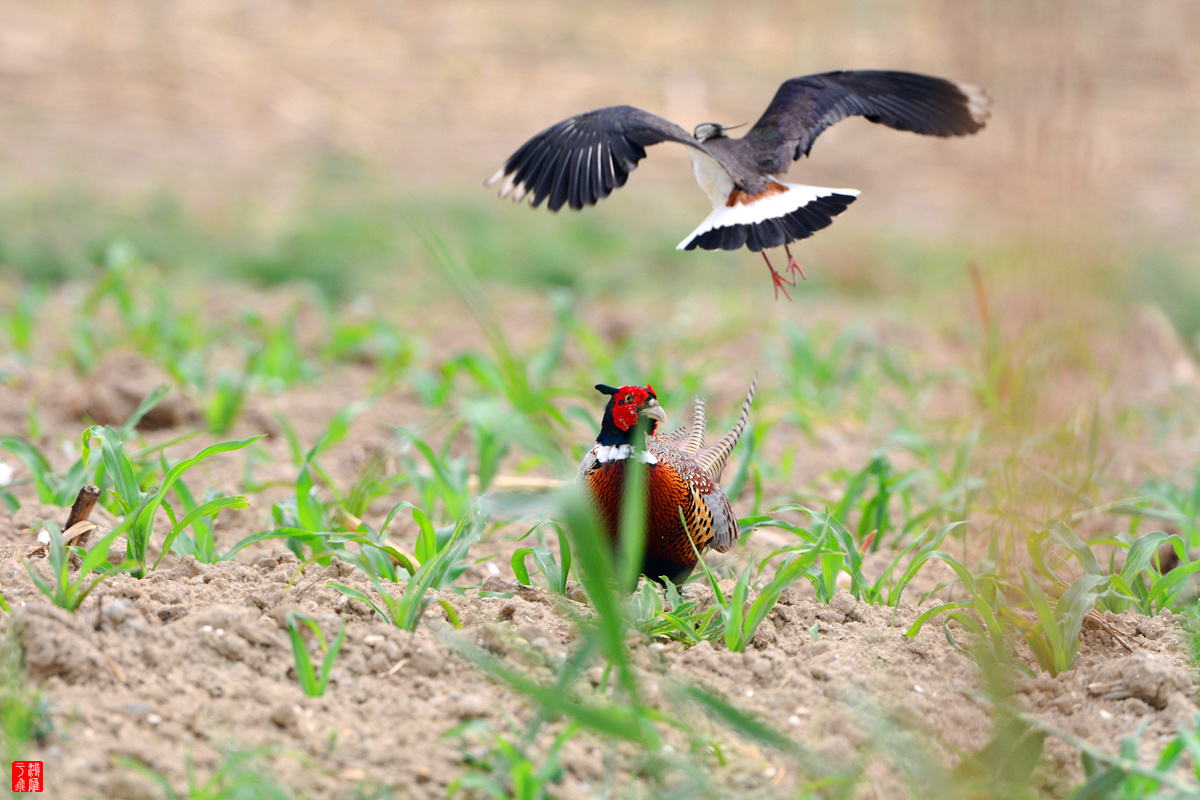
[784,243,807,282]
[762,252,794,301]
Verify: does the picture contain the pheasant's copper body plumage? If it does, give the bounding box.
[578,379,756,584]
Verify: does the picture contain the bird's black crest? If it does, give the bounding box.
[595,384,620,396]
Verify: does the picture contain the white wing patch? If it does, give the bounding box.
[677,182,859,251]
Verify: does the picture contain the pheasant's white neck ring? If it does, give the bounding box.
[593,444,659,464]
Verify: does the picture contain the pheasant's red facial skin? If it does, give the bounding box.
[612,385,654,432]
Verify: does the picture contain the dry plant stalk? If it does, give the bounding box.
[26,484,101,560]
[64,485,101,548]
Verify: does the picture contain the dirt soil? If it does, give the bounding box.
[2,526,1193,799]
[2,292,1199,799]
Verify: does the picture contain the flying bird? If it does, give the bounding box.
[487,70,990,298]
[578,379,755,584]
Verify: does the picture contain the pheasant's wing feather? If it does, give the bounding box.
[655,426,691,447]
[697,376,757,481]
[745,70,990,173]
[577,448,598,481]
[649,442,739,556]
[699,485,740,552]
[487,105,700,212]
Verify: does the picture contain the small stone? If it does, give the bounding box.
[829,591,859,620]
[171,555,204,580]
[452,693,492,720]
[748,656,775,681]
[366,651,390,674]
[122,702,153,717]
[101,599,131,625]
[211,633,248,661]
[409,650,442,678]
[1136,619,1164,640]
[149,585,185,605]
[157,605,188,624]
[270,703,300,731]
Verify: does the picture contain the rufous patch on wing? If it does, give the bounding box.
[725,181,788,208]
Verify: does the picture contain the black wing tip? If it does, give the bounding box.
[882,72,993,137]
[685,192,858,252]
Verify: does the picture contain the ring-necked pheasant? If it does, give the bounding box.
[487,70,989,298]
[578,379,756,584]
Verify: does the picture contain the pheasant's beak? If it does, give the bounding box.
[640,403,667,425]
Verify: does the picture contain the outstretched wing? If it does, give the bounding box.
[486,106,699,212]
[745,70,990,173]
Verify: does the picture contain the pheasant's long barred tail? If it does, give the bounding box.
[697,375,757,481]
[654,395,707,452]
[682,397,707,455]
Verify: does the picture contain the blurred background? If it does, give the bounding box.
[0,0,1197,339]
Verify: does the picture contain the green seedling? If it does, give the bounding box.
[0,435,89,507]
[512,521,572,595]
[1021,713,1200,799]
[269,401,370,550]
[447,719,575,800]
[424,233,566,430]
[82,425,259,577]
[239,308,316,393]
[341,448,407,521]
[117,746,297,800]
[688,531,822,653]
[203,369,249,436]
[1114,464,1200,547]
[328,507,483,631]
[393,426,472,522]
[776,320,878,429]
[162,480,224,564]
[0,386,174,512]
[223,498,420,576]
[906,552,1013,672]
[22,523,130,612]
[321,314,414,392]
[1,624,53,766]
[630,578,723,645]
[0,285,42,359]
[284,611,346,697]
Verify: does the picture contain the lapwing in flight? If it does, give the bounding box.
[486,70,990,298]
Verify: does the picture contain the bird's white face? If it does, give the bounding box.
[693,123,724,143]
